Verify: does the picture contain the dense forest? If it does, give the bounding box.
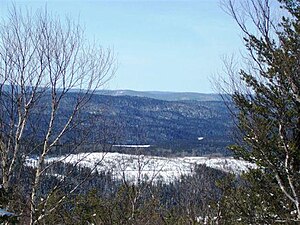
[3,162,229,224]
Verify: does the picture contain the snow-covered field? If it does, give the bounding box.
[27,152,255,183]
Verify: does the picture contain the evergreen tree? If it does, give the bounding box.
[221,0,300,223]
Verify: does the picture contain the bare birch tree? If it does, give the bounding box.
[0,6,115,224]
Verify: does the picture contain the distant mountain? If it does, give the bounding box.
[78,93,233,156]
[96,90,223,102]
[14,89,233,156]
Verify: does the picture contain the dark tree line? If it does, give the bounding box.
[35,164,227,225]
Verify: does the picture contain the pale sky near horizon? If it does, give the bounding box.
[0,0,244,93]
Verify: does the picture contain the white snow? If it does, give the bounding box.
[26,152,256,183]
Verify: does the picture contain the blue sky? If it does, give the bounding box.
[0,0,243,93]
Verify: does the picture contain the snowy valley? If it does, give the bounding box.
[27,152,255,183]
